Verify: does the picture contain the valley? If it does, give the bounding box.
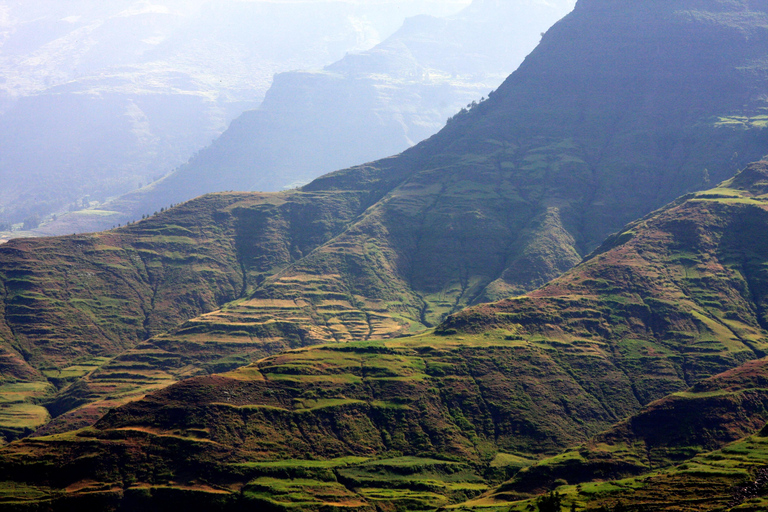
[1,0,768,510]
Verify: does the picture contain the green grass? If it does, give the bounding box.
[0,382,53,404]
[358,456,462,468]
[0,482,54,504]
[41,357,111,380]
[489,453,536,469]
[0,403,50,429]
[357,487,450,509]
[231,456,370,469]
[715,115,768,129]
[242,477,365,508]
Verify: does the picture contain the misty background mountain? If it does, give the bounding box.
[0,0,473,235]
[5,0,576,237]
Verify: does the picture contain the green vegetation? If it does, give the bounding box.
[489,431,768,511]
[0,382,54,442]
[1,0,768,510]
[4,162,768,509]
[1,0,768,444]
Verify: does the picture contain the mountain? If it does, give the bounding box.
[1,0,768,442]
[3,159,768,509]
[38,0,576,236]
[486,356,768,499]
[0,189,373,440]
[0,0,468,233]
[483,359,768,510]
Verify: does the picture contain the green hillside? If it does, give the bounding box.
[3,161,768,510]
[470,426,768,511]
[1,5,768,511]
[2,0,768,451]
[475,357,768,509]
[0,190,371,441]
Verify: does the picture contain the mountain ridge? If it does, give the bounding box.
[2,0,768,442]
[3,160,768,509]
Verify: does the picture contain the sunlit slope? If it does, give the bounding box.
[0,189,370,441]
[4,162,768,509]
[465,427,768,511]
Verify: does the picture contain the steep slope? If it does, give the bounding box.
[439,161,768,400]
[4,162,768,509]
[2,0,768,441]
[42,0,576,235]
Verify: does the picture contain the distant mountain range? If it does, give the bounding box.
[0,0,471,230]
[36,0,576,236]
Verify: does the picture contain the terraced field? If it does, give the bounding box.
[2,0,768,445]
[3,164,768,509]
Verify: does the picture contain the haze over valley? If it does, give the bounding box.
[0,0,475,237]
[0,0,575,239]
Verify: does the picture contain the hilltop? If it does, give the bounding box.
[3,161,768,509]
